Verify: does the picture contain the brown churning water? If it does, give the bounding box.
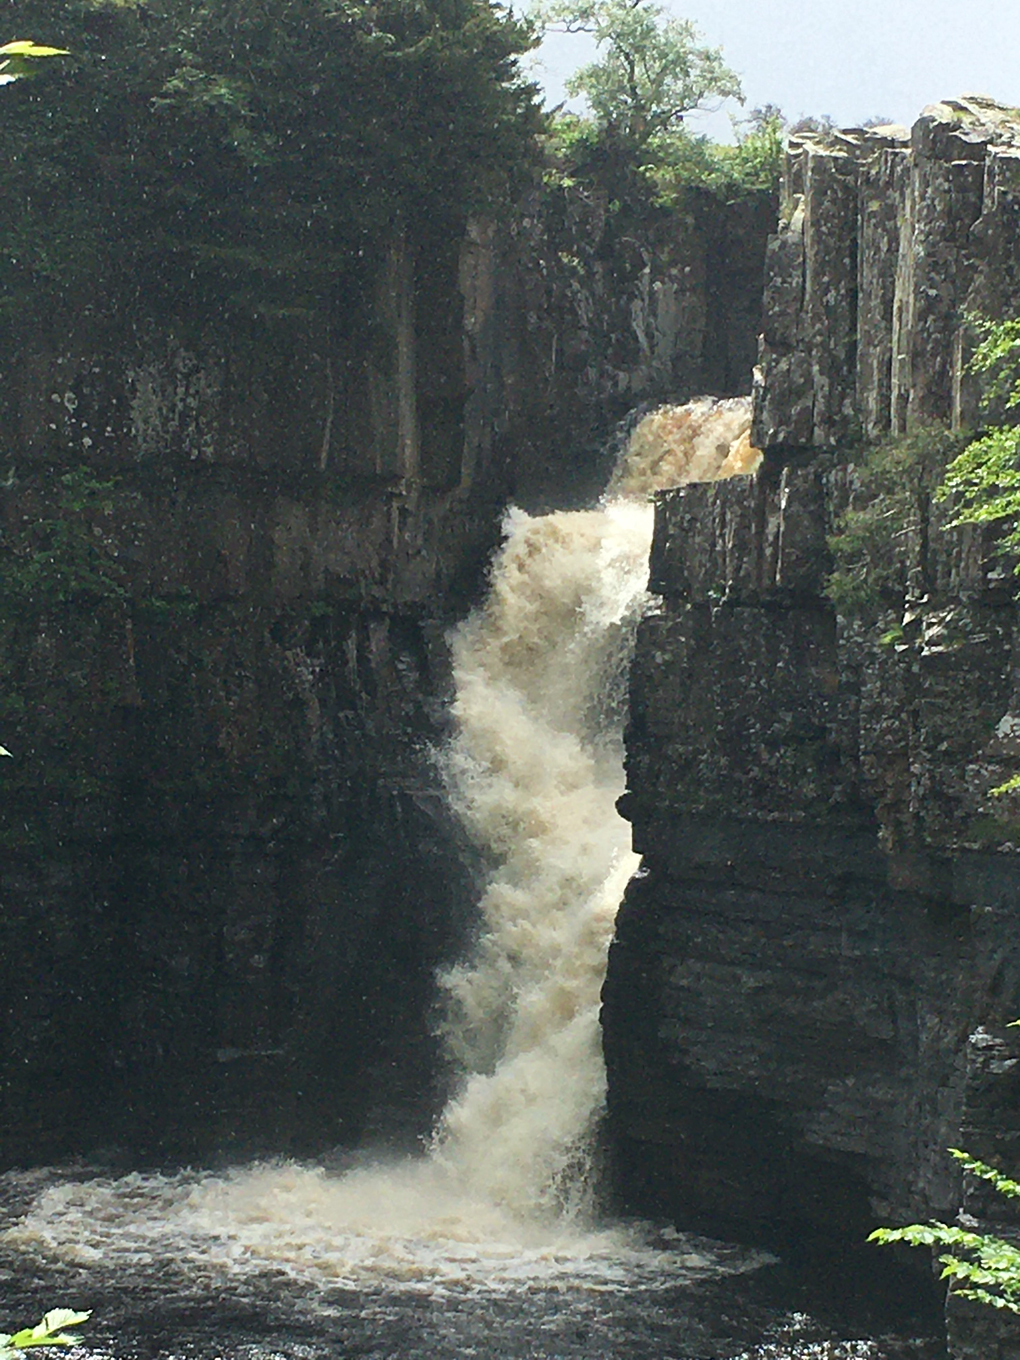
[3,400,761,1293]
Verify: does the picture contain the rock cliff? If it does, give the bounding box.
[0,226,496,1164]
[474,184,774,505]
[0,172,770,1166]
[606,98,1020,1354]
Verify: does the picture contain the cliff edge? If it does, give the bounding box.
[606,97,1020,1358]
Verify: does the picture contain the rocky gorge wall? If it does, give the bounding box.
[0,181,770,1166]
[491,183,774,504]
[605,97,1020,1355]
[0,227,493,1166]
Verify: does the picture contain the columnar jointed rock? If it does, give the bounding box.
[610,460,1020,1229]
[608,97,1020,1356]
[754,97,1020,450]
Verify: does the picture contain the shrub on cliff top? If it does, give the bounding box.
[644,105,784,204]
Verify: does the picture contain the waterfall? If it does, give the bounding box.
[3,398,758,1289]
[428,395,758,1223]
[432,497,652,1221]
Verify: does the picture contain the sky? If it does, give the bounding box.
[526,0,1020,141]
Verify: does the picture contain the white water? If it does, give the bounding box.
[3,398,759,1293]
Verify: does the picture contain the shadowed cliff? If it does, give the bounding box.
[605,96,1020,1360]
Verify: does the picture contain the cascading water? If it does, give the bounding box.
[432,497,651,1223]
[1,400,760,1294]
[0,399,943,1356]
[429,395,760,1227]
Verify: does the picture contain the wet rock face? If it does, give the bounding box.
[0,180,772,1166]
[607,98,1020,1354]
[487,186,774,506]
[0,575,483,1164]
[0,226,498,1165]
[609,461,1020,1235]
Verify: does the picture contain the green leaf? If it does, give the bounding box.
[3,1311,90,1351]
[0,41,70,57]
[948,1147,1020,1199]
[39,1311,90,1336]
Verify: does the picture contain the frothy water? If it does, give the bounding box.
[0,404,943,1356]
[608,395,759,499]
[4,492,662,1291]
[434,498,655,1224]
[0,1159,770,1295]
[1,402,768,1287]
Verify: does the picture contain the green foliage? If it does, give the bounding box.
[0,1311,89,1358]
[938,427,1020,556]
[533,0,767,206]
[534,0,740,150]
[0,40,69,84]
[644,106,784,204]
[931,316,1020,796]
[0,0,543,324]
[949,1147,1020,1199]
[0,468,126,614]
[936,316,1020,565]
[826,423,969,613]
[963,314,1020,411]
[870,1149,1020,1315]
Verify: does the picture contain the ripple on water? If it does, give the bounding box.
[0,1166,944,1360]
[0,1160,772,1293]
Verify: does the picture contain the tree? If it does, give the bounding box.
[533,0,742,152]
[0,0,543,324]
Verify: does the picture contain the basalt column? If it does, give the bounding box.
[605,98,1020,1357]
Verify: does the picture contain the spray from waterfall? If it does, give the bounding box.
[2,397,759,1286]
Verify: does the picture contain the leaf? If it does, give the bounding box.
[39,1311,90,1335]
[4,1311,90,1350]
[948,1147,1020,1199]
[0,41,70,57]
